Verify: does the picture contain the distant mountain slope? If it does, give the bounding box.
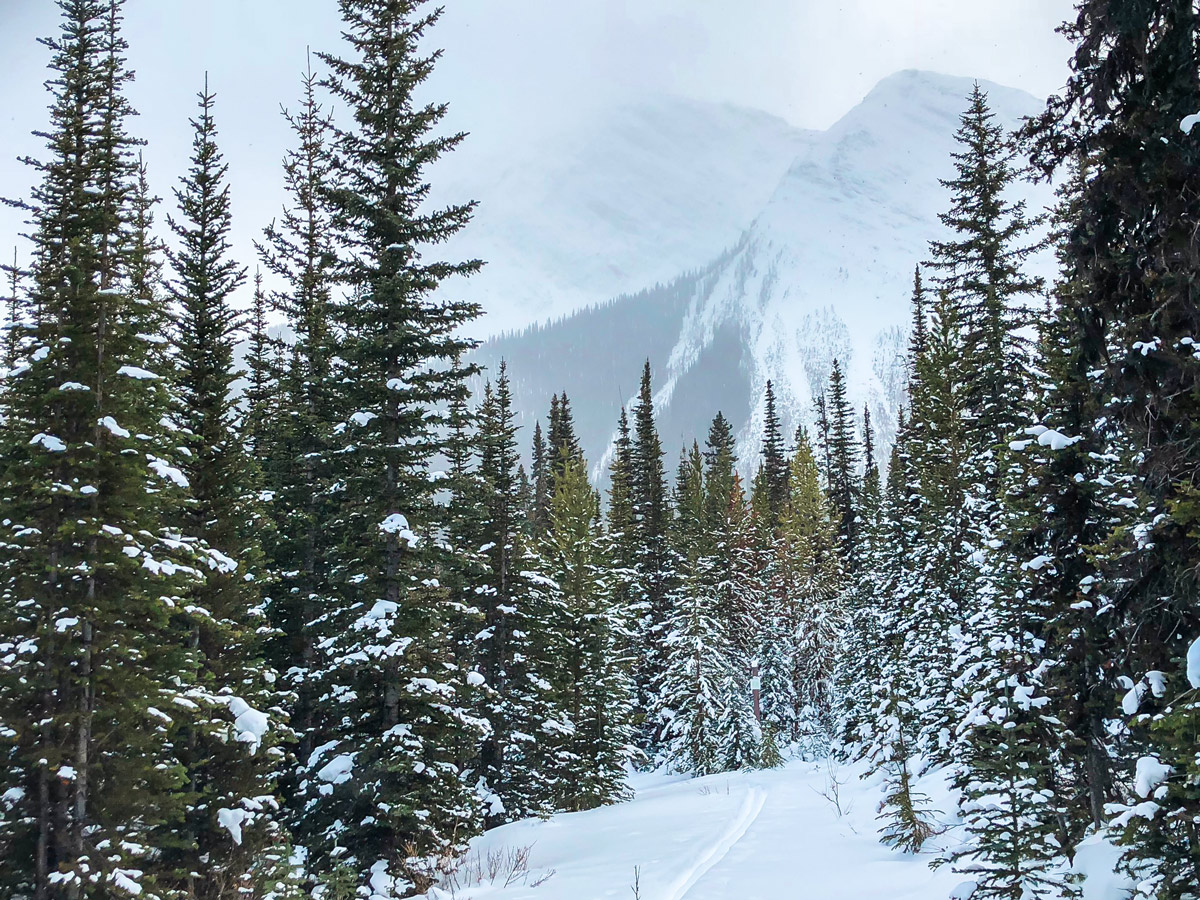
[434,96,812,337]
[478,71,1056,477]
[473,247,748,477]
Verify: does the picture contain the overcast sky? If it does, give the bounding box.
[0,0,1076,283]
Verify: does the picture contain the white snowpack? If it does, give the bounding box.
[109,869,144,896]
[317,752,356,786]
[99,416,131,439]
[205,548,238,574]
[1187,633,1200,689]
[368,860,397,900]
[217,807,248,846]
[380,513,420,548]
[1024,555,1054,572]
[116,365,160,380]
[1037,429,1081,451]
[1121,680,1147,716]
[1134,756,1172,799]
[148,457,189,488]
[227,697,269,753]
[31,433,66,453]
[419,757,1130,900]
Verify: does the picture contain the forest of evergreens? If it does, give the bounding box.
[1,2,1199,899]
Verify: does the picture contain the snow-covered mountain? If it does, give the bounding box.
[474,71,1056,478]
[434,96,812,338]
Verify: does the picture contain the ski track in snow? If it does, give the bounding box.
[433,759,1133,900]
[663,787,766,900]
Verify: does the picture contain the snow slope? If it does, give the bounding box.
[669,70,1056,465]
[424,759,1131,900]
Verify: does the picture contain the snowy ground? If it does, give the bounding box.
[423,758,1132,900]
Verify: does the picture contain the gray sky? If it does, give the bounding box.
[0,0,1075,291]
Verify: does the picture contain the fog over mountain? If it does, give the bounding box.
[469,70,1055,479]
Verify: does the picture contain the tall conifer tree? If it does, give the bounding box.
[823,359,860,562]
[0,3,202,895]
[1026,6,1200,895]
[760,381,789,529]
[164,80,288,898]
[303,1,487,889]
[630,361,673,746]
[255,58,340,795]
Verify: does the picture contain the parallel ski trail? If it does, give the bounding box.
[662,787,767,900]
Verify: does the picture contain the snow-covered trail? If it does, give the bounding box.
[428,759,965,900]
[677,766,952,900]
[661,786,765,900]
[426,758,1129,900]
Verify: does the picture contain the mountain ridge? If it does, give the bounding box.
[473,70,1055,479]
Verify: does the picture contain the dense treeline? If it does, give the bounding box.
[1,2,1199,900]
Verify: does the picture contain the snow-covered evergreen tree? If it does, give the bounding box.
[537,452,634,810]
[164,79,292,898]
[763,435,844,752]
[254,59,341,813]
[299,0,489,890]
[819,360,861,563]
[0,3,207,894]
[1025,6,1200,895]
[629,362,675,749]
[656,444,731,776]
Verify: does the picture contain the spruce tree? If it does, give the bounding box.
[927,83,1043,470]
[607,407,636,570]
[254,58,340,798]
[655,443,729,775]
[304,0,487,889]
[1026,6,1200,895]
[1,249,23,368]
[538,452,634,810]
[760,381,789,529]
[858,412,937,850]
[164,80,289,898]
[861,406,880,522]
[529,420,550,535]
[896,287,974,763]
[823,359,860,562]
[242,270,279,453]
[927,85,1044,599]
[709,477,763,770]
[543,393,584,495]
[0,3,202,894]
[763,435,843,750]
[629,361,673,747]
[908,266,929,362]
[703,411,738,535]
[874,703,937,855]
[471,362,564,823]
